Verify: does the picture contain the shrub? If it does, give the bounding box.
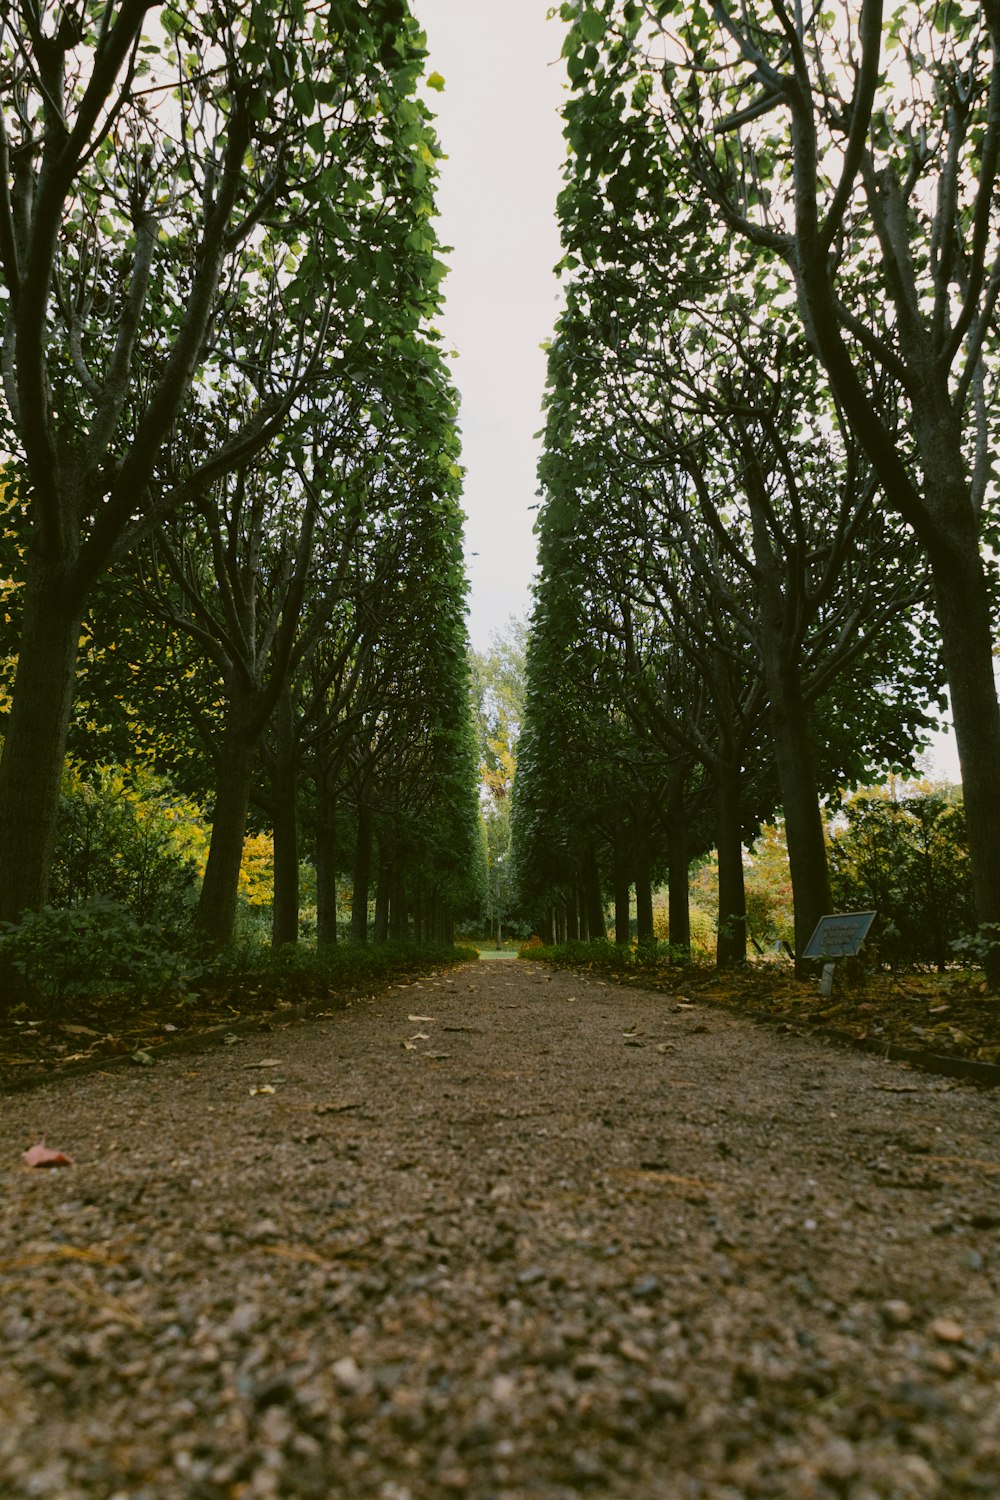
[0,899,208,1013]
[51,762,204,929]
[206,938,480,1007]
[651,901,716,957]
[828,785,974,971]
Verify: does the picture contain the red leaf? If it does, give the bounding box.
[23,1140,74,1169]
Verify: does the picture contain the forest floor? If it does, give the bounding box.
[600,961,1000,1079]
[2,956,1000,1498]
[3,955,1000,1093]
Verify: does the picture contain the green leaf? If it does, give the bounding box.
[426,70,446,92]
[292,79,315,116]
[580,9,605,43]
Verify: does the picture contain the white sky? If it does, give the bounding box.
[418,0,567,653]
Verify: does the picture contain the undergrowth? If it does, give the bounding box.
[0,898,477,1019]
[518,938,706,979]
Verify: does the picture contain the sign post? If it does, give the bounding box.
[802,911,877,996]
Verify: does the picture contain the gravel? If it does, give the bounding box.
[2,957,1000,1498]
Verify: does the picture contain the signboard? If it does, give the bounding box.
[802,910,877,960]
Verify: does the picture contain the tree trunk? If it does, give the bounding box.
[716,761,747,967]
[577,886,589,941]
[373,839,391,944]
[764,654,831,970]
[350,803,372,944]
[0,561,83,921]
[585,845,607,940]
[270,698,299,950]
[666,773,690,957]
[314,788,338,949]
[929,531,1000,982]
[750,497,832,971]
[634,826,654,945]
[614,825,631,945]
[566,886,580,941]
[198,729,257,945]
[390,863,408,940]
[271,792,299,950]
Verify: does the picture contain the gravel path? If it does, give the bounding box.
[2,957,1000,1499]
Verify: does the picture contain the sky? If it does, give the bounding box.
[417,0,568,654]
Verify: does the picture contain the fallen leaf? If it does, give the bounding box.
[23,1140,74,1169]
[313,1101,363,1115]
[131,1050,156,1067]
[402,1040,417,1051]
[61,1024,101,1037]
[424,1052,453,1060]
[408,1014,435,1023]
[408,1031,430,1042]
[244,1059,282,1069]
[249,1084,276,1096]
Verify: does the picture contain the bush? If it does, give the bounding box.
[828,785,974,971]
[206,938,480,1007]
[0,899,208,1013]
[517,936,706,975]
[651,901,716,957]
[51,763,204,930]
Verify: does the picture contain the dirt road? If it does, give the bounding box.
[2,958,999,1498]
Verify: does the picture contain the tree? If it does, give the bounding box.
[560,0,1000,972]
[0,0,444,920]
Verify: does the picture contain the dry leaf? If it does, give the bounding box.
[408,1014,435,1023]
[402,1040,417,1051]
[249,1084,276,1096]
[23,1140,74,1169]
[408,1031,430,1042]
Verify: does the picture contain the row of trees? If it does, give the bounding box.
[513,0,999,971]
[0,0,482,946]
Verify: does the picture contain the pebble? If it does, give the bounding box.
[2,960,998,1500]
[881,1298,914,1327]
[929,1317,966,1345]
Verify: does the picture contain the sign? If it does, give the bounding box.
[802,910,877,960]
